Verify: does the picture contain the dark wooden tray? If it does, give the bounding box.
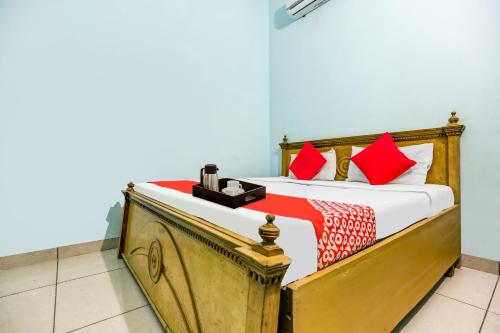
[192,178,266,209]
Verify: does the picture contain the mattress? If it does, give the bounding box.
[134,177,454,285]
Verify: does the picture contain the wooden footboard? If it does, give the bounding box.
[279,205,461,333]
[119,184,291,333]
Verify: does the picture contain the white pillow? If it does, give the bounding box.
[289,149,337,181]
[347,143,434,185]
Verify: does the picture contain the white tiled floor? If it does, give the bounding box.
[55,269,148,333]
[394,267,499,333]
[398,293,486,333]
[57,249,125,283]
[0,260,57,297]
[482,312,500,333]
[0,285,55,333]
[436,267,498,309]
[490,282,500,314]
[0,250,498,333]
[0,250,163,333]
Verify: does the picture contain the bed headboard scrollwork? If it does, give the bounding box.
[280,112,465,204]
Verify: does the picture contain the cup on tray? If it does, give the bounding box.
[222,180,244,196]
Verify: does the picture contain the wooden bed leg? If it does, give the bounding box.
[118,182,134,259]
[445,265,456,277]
[446,257,461,277]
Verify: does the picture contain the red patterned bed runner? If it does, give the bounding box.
[149,181,376,270]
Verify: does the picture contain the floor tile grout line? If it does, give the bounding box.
[53,248,59,333]
[488,276,500,310]
[434,292,492,311]
[64,304,149,333]
[57,266,126,285]
[0,264,126,298]
[0,283,56,299]
[479,275,499,332]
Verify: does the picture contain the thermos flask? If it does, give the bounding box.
[200,164,219,191]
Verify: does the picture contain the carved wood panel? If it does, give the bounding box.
[280,116,464,194]
[123,200,287,333]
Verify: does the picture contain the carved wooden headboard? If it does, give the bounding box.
[280,112,465,204]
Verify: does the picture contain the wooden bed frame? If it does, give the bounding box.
[118,112,465,333]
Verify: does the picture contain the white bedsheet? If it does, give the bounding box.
[134,177,454,285]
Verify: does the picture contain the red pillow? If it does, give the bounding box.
[289,142,326,180]
[351,133,416,185]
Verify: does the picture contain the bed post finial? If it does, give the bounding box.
[282,135,288,144]
[127,182,135,191]
[448,111,459,126]
[260,215,280,245]
[252,215,284,257]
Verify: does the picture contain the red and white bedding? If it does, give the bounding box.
[134,177,454,285]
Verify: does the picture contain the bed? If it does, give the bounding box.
[118,112,465,333]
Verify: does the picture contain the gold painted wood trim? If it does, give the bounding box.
[279,124,465,150]
[120,186,291,333]
[127,190,291,283]
[288,206,460,288]
[118,182,134,258]
[280,205,461,333]
[280,112,465,203]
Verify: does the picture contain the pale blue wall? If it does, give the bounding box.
[0,0,270,256]
[269,0,500,260]
[2,0,499,261]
